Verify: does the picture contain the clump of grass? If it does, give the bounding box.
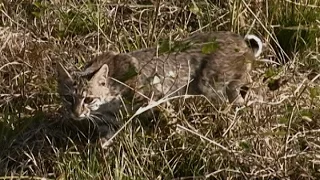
[268,0,320,63]
[1,0,320,179]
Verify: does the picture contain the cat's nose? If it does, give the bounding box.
[70,111,84,121]
[73,110,84,118]
[72,104,88,120]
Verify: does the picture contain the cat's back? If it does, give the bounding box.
[187,31,251,54]
[127,31,255,75]
[188,31,245,43]
[129,31,252,62]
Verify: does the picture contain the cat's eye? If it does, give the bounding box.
[62,95,74,103]
[84,97,95,104]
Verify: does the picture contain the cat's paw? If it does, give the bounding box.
[97,125,116,149]
[99,136,114,149]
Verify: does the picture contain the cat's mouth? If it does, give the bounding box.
[70,107,91,121]
[69,101,115,121]
[70,113,87,121]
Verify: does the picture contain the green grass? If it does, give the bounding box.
[1,0,320,179]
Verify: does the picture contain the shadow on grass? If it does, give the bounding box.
[0,110,105,177]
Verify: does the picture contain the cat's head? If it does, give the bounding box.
[56,62,121,121]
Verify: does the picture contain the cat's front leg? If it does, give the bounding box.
[98,125,115,148]
[95,113,120,148]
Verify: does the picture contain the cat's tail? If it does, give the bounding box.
[244,34,263,58]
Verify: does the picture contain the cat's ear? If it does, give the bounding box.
[56,62,73,81]
[95,64,109,79]
[91,64,109,86]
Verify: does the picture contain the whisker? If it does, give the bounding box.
[88,115,99,126]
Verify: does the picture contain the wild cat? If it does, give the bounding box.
[56,31,263,139]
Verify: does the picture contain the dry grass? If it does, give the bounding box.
[1,0,320,179]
